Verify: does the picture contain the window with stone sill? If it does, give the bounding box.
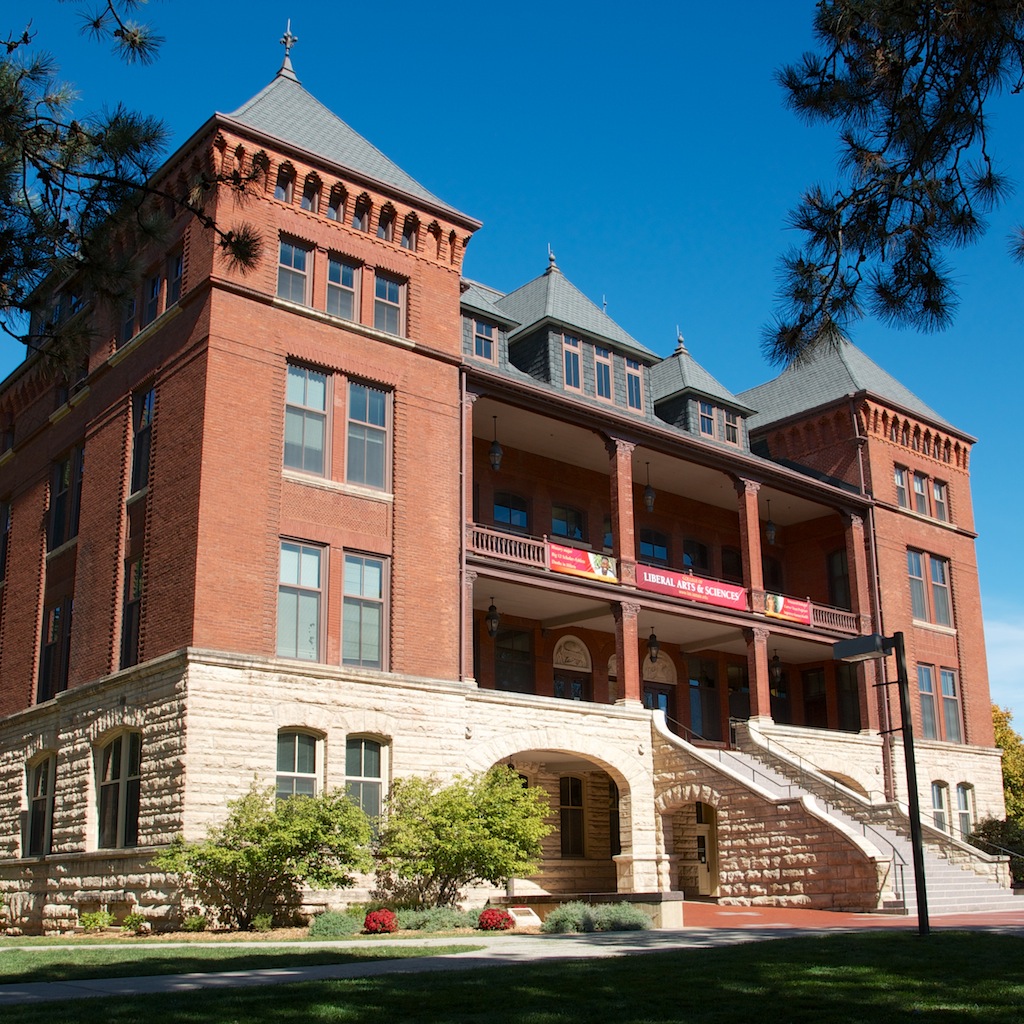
[907,549,952,627]
[346,737,384,819]
[559,776,585,857]
[284,364,328,476]
[343,553,386,668]
[373,272,404,335]
[277,731,319,802]
[277,238,311,305]
[277,540,324,662]
[327,257,359,322]
[26,753,56,856]
[97,731,142,849]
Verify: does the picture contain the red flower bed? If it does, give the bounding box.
[477,908,514,931]
[364,909,398,934]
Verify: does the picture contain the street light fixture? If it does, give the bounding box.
[833,631,929,937]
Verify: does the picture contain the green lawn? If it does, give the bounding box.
[0,942,478,984]
[2,931,1022,1023]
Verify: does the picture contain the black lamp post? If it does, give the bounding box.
[833,631,929,937]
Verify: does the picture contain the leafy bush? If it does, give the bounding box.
[364,908,398,934]
[79,910,115,932]
[251,912,273,932]
[121,911,149,934]
[969,817,1024,883]
[395,906,477,931]
[477,908,514,931]
[542,901,650,933]
[182,914,208,932]
[154,783,371,930]
[308,910,364,939]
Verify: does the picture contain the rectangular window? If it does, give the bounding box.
[167,251,183,305]
[327,257,358,320]
[724,411,739,444]
[131,388,155,493]
[940,668,963,743]
[346,382,388,489]
[560,776,585,857]
[594,346,613,400]
[141,272,161,328]
[699,401,715,437]
[907,550,928,621]
[918,664,938,739]
[913,472,929,514]
[120,298,136,347]
[277,732,318,801]
[120,556,143,670]
[343,554,385,668]
[474,321,495,361]
[494,492,529,534]
[639,528,669,565]
[551,504,586,542]
[495,629,534,693]
[626,359,643,410]
[373,273,403,335]
[930,556,952,627]
[346,738,383,818]
[284,364,328,476]
[894,466,908,508]
[49,447,84,550]
[277,239,310,304]
[836,662,861,732]
[931,782,948,832]
[27,755,56,856]
[277,541,323,661]
[39,597,73,702]
[98,732,142,848]
[563,335,582,391]
[933,481,948,522]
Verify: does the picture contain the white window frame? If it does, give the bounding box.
[276,730,321,801]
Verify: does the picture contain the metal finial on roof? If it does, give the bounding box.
[278,20,299,80]
[675,327,687,354]
[546,245,559,273]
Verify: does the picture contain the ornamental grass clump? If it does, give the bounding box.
[395,907,477,931]
[477,908,514,931]
[364,908,398,934]
[541,901,649,933]
[308,910,364,939]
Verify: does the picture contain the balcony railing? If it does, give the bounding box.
[468,524,548,569]
[810,603,859,634]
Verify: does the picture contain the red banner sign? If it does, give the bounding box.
[549,544,618,582]
[764,593,811,624]
[636,566,747,610]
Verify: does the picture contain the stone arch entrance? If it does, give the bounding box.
[655,782,721,897]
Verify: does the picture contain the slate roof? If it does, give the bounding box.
[460,281,519,326]
[222,62,476,225]
[649,338,752,411]
[738,337,960,434]
[494,258,656,359]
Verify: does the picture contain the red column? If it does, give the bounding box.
[606,436,637,587]
[614,600,642,704]
[744,626,773,723]
[734,477,764,609]
[843,512,873,634]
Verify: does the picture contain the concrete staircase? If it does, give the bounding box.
[712,740,1016,916]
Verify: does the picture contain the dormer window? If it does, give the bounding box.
[594,346,613,401]
[699,401,715,437]
[725,411,739,444]
[563,335,582,392]
[626,359,643,411]
[474,321,495,361]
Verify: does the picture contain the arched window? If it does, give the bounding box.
[931,781,949,832]
[97,732,142,849]
[326,184,346,221]
[274,164,295,203]
[26,753,56,856]
[276,730,320,801]
[352,194,371,232]
[553,635,592,701]
[401,213,418,251]
[346,737,384,818]
[956,783,974,839]
[376,204,395,241]
[301,175,321,214]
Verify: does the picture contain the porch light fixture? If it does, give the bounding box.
[770,649,783,686]
[485,597,501,638]
[647,627,660,663]
[488,416,503,471]
[765,498,777,546]
[643,462,656,513]
[833,631,929,937]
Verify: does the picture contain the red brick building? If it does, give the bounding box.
[0,51,1010,931]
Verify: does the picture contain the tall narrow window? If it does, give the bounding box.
[284,365,328,475]
[563,335,582,391]
[913,472,929,514]
[276,732,318,801]
[0,500,11,582]
[346,738,383,818]
[346,382,388,488]
[120,298,136,347]
[827,548,851,610]
[931,782,948,832]
[560,776,584,857]
[327,258,358,321]
[141,272,161,327]
[377,205,395,241]
[120,556,143,670]
[907,550,928,620]
[802,668,828,729]
[594,346,613,400]
[474,321,495,361]
[167,251,183,305]
[274,165,294,203]
[626,359,643,410]
[918,664,938,739]
[343,554,385,668]
[933,481,949,522]
[940,668,963,742]
[301,176,320,213]
[930,556,952,626]
[494,492,529,533]
[836,662,861,732]
[373,273,403,335]
[699,401,715,436]
[894,466,908,508]
[49,447,83,551]
[277,541,322,661]
[326,185,346,221]
[352,194,371,231]
[131,388,155,493]
[956,784,973,839]
[39,598,73,701]
[724,411,739,444]
[98,732,142,848]
[277,239,310,304]
[401,214,418,251]
[26,755,56,856]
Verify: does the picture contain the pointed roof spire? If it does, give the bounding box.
[546,245,560,273]
[278,20,299,82]
[675,327,687,354]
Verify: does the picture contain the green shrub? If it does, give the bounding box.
[541,901,650,933]
[182,914,208,932]
[541,901,589,933]
[251,912,273,932]
[121,911,149,934]
[308,910,363,938]
[395,906,477,931]
[79,910,115,932]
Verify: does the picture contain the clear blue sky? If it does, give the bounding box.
[14,1,1024,724]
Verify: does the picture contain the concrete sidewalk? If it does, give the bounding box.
[3,902,1023,1007]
